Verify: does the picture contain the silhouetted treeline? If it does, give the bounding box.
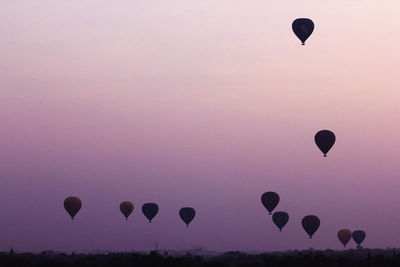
[1,249,400,267]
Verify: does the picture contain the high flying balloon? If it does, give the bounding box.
[261,192,280,215]
[301,215,320,239]
[315,130,336,157]
[292,18,314,45]
[272,211,289,232]
[179,207,196,227]
[142,203,159,223]
[120,201,134,220]
[64,196,82,220]
[337,229,352,247]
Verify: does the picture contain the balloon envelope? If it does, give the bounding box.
[64,196,82,220]
[120,201,134,220]
[142,203,159,223]
[302,215,320,238]
[179,207,196,227]
[261,192,280,215]
[272,211,289,231]
[352,230,366,245]
[292,18,314,45]
[337,229,352,247]
[315,130,336,157]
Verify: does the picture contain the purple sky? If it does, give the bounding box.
[1,0,400,252]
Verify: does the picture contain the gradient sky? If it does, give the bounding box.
[1,0,400,252]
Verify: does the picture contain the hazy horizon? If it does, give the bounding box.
[1,0,400,252]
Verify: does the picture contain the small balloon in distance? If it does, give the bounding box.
[292,18,314,45]
[261,192,280,215]
[302,215,320,239]
[120,201,134,220]
[352,230,366,245]
[64,196,82,220]
[337,229,352,247]
[142,203,159,223]
[315,130,336,157]
[272,211,289,232]
[179,207,196,227]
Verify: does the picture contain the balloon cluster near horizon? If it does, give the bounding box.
[261,192,320,238]
[337,229,366,248]
[63,190,364,246]
[64,197,196,226]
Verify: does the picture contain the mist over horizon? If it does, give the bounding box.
[1,0,400,253]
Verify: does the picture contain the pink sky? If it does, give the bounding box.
[0,0,400,252]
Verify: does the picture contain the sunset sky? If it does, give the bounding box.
[1,0,400,252]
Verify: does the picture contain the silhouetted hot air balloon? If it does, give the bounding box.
[352,230,366,247]
[120,201,134,220]
[337,229,352,247]
[142,203,159,223]
[272,211,289,232]
[261,192,280,215]
[292,18,314,45]
[315,130,336,157]
[179,207,196,227]
[302,215,320,238]
[64,196,82,220]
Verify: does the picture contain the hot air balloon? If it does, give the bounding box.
[179,207,196,227]
[352,230,366,247]
[272,211,289,232]
[315,130,336,157]
[142,203,159,223]
[302,215,320,238]
[292,18,314,45]
[261,192,280,215]
[64,196,82,220]
[120,201,134,220]
[337,229,352,247]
